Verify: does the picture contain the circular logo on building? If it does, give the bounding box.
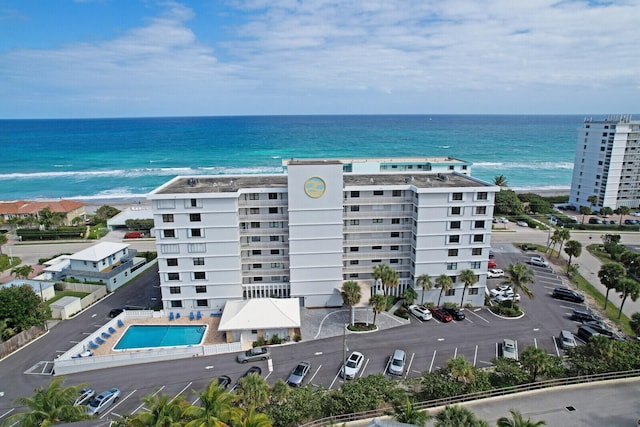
[304,176,326,198]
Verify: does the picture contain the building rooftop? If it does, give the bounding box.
[344,173,489,189]
[0,199,84,216]
[72,242,129,262]
[282,157,469,166]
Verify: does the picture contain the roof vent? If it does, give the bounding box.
[187,178,199,186]
[437,173,449,181]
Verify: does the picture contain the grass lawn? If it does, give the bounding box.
[0,254,22,272]
[46,291,90,305]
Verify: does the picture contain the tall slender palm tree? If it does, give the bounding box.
[598,263,626,309]
[340,280,361,326]
[184,379,240,427]
[416,273,432,305]
[435,274,453,306]
[369,294,386,325]
[615,205,631,225]
[501,263,535,308]
[129,392,190,427]
[446,356,475,383]
[556,228,571,259]
[5,377,91,427]
[11,264,34,280]
[616,277,640,319]
[493,175,509,188]
[0,233,7,256]
[587,194,598,210]
[563,240,582,267]
[372,264,388,295]
[496,409,546,427]
[458,269,477,307]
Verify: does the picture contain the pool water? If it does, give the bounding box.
[114,325,207,350]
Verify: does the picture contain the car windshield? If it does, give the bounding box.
[294,365,305,375]
[392,359,403,366]
[346,359,358,368]
[88,398,101,408]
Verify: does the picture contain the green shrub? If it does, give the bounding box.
[394,307,409,319]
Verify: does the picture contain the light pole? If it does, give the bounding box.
[342,323,348,377]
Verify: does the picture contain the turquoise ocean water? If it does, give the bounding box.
[0,115,582,201]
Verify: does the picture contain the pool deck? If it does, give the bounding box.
[89,315,225,357]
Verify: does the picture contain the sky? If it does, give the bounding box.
[0,0,639,118]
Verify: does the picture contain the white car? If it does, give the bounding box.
[86,388,120,415]
[490,285,512,298]
[340,351,364,380]
[495,292,521,303]
[408,304,432,321]
[487,268,504,278]
[528,256,549,268]
[502,339,517,360]
[516,221,528,227]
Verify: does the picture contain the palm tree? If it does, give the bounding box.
[435,405,488,427]
[496,409,546,427]
[563,240,582,267]
[385,267,400,296]
[0,233,7,256]
[446,356,475,383]
[598,263,625,310]
[615,205,631,225]
[184,379,240,426]
[5,377,91,427]
[403,287,418,306]
[0,318,16,341]
[601,206,613,218]
[341,280,361,326]
[392,397,430,426]
[587,194,598,210]
[129,392,190,427]
[579,206,591,224]
[416,273,432,305]
[236,373,270,411]
[519,346,552,382]
[501,263,535,308]
[546,229,562,255]
[458,269,477,307]
[493,175,509,187]
[11,264,34,280]
[435,274,453,306]
[369,294,386,325]
[556,228,571,259]
[268,379,290,405]
[616,277,640,319]
[231,405,273,427]
[372,264,389,295]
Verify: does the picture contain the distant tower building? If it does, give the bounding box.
[569,115,640,210]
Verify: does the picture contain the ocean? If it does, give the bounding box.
[0,115,582,201]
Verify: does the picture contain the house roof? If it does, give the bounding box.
[0,200,84,215]
[72,242,129,262]
[50,296,81,308]
[219,298,301,331]
[0,279,56,291]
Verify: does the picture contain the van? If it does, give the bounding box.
[559,330,577,349]
[124,231,144,239]
[577,325,600,342]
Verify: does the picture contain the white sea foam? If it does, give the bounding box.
[473,161,574,170]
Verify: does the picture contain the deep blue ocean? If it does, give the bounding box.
[0,115,582,201]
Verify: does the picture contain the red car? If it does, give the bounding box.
[429,306,453,323]
[488,259,497,269]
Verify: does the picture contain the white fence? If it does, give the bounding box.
[53,310,242,375]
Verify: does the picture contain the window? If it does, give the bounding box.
[251,236,261,242]
[269,221,280,228]
[390,232,400,237]
[269,207,278,214]
[169,286,181,294]
[350,247,359,252]
[170,300,183,308]
[163,229,176,238]
[452,192,463,201]
[270,236,280,242]
[372,246,382,250]
[271,262,282,268]
[451,206,461,215]
[447,262,457,270]
[470,261,481,269]
[350,260,359,265]
[269,193,278,199]
[392,190,401,197]
[253,263,262,269]
[350,273,359,278]
[196,300,208,307]
[469,288,479,295]
[372,218,383,223]
[351,191,360,197]
[196,285,206,293]
[471,248,482,256]
[190,198,198,207]
[374,190,383,196]
[392,218,400,224]
[473,234,484,243]
[372,259,381,263]
[449,235,460,243]
[475,206,487,215]
[162,214,174,222]
[448,249,458,256]
[450,221,461,229]
[254,277,263,282]
[252,249,262,255]
[350,205,360,212]
[194,271,206,280]
[157,199,176,209]
[474,220,485,229]
[390,259,399,264]
[477,192,488,200]
[167,273,180,281]
[251,222,260,229]
[190,213,201,222]
[167,258,178,266]
[190,228,202,237]
[160,244,180,254]
[249,193,259,200]
[445,288,456,296]
[390,245,399,251]
[270,249,279,255]
[250,208,259,214]
[350,219,360,225]
[187,243,206,253]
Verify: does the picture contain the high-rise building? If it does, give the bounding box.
[148,157,497,312]
[570,115,640,210]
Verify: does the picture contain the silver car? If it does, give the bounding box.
[388,349,406,376]
[85,388,120,415]
[502,339,517,360]
[74,387,95,406]
[287,361,311,387]
[236,346,271,363]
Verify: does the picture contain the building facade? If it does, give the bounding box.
[569,115,640,210]
[148,158,498,311]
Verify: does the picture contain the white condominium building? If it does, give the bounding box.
[148,157,497,312]
[570,115,640,210]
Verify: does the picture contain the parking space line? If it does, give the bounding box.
[495,342,499,358]
[132,386,164,414]
[552,336,561,356]
[404,353,415,380]
[515,340,519,361]
[174,382,192,401]
[429,350,436,373]
[0,409,15,420]
[99,389,136,419]
[534,337,538,349]
[308,365,322,384]
[264,371,272,380]
[466,309,490,323]
[453,348,458,359]
[329,371,341,390]
[359,358,370,378]
[473,345,478,367]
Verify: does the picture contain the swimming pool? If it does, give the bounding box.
[114,325,207,350]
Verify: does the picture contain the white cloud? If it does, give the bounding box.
[0,0,639,117]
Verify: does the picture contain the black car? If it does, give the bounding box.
[442,306,465,321]
[216,375,231,389]
[109,305,146,317]
[241,366,262,378]
[582,321,615,337]
[552,287,585,303]
[570,309,602,323]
